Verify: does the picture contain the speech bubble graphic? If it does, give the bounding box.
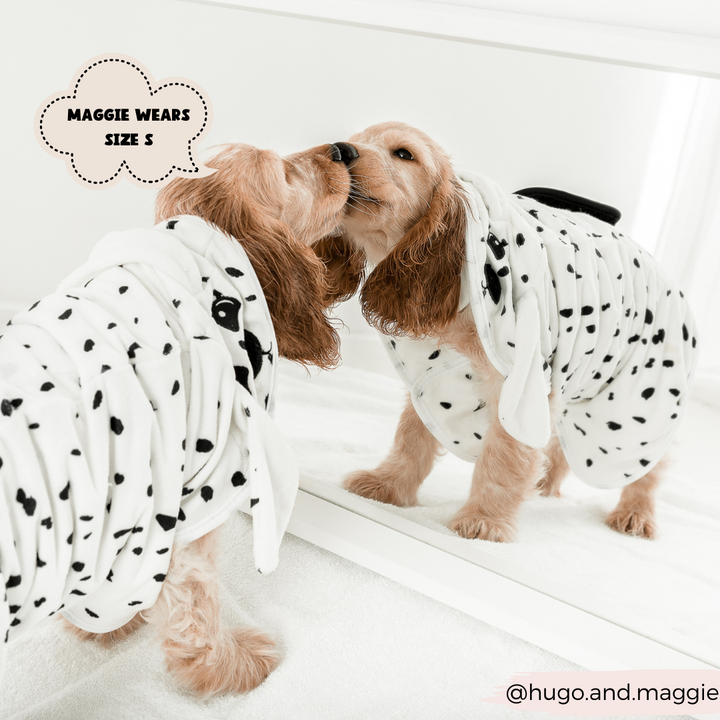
[35,54,216,188]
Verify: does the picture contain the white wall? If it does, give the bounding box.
[0,0,671,318]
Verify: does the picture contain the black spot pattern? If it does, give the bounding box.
[484,263,501,305]
[156,514,177,532]
[110,417,124,435]
[15,489,36,517]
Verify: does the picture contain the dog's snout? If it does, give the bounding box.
[331,142,359,164]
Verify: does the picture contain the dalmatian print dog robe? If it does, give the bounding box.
[383,171,698,489]
[0,216,298,670]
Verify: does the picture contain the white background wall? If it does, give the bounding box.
[4,0,718,387]
[2,0,670,307]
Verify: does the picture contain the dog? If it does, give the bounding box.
[0,141,351,696]
[314,121,697,543]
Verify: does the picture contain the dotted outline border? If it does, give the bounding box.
[37,57,210,186]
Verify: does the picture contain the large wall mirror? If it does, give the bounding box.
[189,0,720,676]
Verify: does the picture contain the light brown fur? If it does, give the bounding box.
[336,121,660,542]
[61,141,352,695]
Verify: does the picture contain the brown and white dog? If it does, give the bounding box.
[28,141,352,696]
[315,121,673,543]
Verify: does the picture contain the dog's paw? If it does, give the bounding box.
[449,507,515,542]
[343,469,416,507]
[59,613,146,647]
[166,627,281,697]
[605,509,656,539]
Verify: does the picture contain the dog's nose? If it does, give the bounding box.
[330,142,359,164]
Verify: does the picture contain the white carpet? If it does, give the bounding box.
[2,509,694,720]
[2,510,578,720]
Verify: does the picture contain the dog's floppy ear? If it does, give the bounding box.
[231,210,341,370]
[156,169,340,370]
[360,176,467,337]
[312,231,366,307]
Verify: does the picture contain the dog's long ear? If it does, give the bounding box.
[312,231,366,307]
[156,169,340,370]
[231,210,341,370]
[360,176,467,338]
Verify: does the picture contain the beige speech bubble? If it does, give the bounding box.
[35,54,216,188]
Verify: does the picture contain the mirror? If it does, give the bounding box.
[208,0,720,671]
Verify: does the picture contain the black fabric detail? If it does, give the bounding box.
[484,263,501,305]
[110,417,124,435]
[196,438,214,453]
[235,365,250,392]
[211,291,242,332]
[241,330,271,378]
[514,187,621,226]
[156,514,177,531]
[16,489,36,516]
[487,233,505,260]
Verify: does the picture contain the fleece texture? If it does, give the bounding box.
[383,172,698,489]
[0,216,297,658]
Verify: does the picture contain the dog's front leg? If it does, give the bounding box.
[344,392,442,507]
[146,528,280,696]
[439,311,544,541]
[535,434,569,498]
[449,411,544,543]
[605,456,664,539]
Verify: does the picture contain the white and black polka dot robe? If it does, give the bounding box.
[0,216,298,662]
[384,171,698,490]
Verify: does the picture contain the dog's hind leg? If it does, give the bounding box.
[60,613,146,647]
[536,434,569,497]
[605,456,665,539]
[146,528,281,696]
[344,392,442,507]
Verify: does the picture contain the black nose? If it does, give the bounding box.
[330,142,359,164]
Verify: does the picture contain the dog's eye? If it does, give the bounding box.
[393,148,414,161]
